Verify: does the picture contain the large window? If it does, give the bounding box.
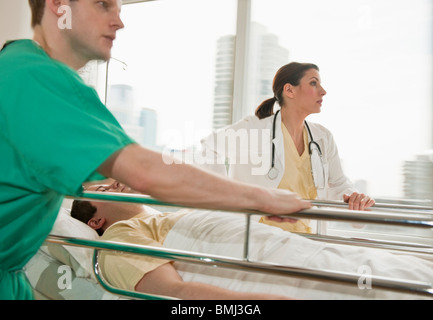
[105,0,237,152]
[245,0,432,243]
[85,0,432,242]
[248,0,433,200]
[102,0,432,202]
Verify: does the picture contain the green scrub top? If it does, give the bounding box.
[0,40,136,299]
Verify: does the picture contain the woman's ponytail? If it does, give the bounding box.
[255,97,277,119]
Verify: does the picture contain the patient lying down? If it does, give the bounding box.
[72,181,433,300]
[73,181,288,300]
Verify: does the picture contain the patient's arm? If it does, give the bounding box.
[135,262,291,300]
[98,144,311,215]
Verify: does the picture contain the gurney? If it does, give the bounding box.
[26,191,433,300]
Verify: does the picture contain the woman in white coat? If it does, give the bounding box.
[200,62,375,233]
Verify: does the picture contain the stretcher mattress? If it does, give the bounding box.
[164,210,433,299]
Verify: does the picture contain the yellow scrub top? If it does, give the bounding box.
[260,123,317,233]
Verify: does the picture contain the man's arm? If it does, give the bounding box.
[98,144,311,215]
[135,262,291,300]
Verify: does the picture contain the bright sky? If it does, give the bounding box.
[109,0,432,198]
[111,0,236,148]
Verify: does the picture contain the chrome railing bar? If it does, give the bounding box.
[291,207,433,228]
[122,0,156,5]
[92,250,177,300]
[45,235,433,297]
[67,192,433,228]
[302,233,433,255]
[244,214,251,261]
[311,199,433,211]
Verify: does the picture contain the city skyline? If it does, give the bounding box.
[212,23,289,130]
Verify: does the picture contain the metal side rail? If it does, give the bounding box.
[69,192,433,228]
[45,235,433,298]
[311,199,433,212]
[290,207,433,228]
[302,233,433,255]
[92,250,178,300]
[68,192,433,262]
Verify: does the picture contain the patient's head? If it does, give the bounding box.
[71,200,101,234]
[71,181,143,235]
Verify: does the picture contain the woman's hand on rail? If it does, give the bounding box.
[343,192,375,211]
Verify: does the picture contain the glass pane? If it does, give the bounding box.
[250,0,433,201]
[249,0,433,241]
[107,0,237,152]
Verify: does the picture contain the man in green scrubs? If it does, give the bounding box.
[0,0,310,299]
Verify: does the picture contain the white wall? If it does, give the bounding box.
[0,0,33,47]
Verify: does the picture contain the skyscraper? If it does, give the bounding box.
[106,84,158,148]
[212,35,236,130]
[246,23,289,113]
[403,151,433,202]
[139,108,158,149]
[212,23,289,130]
[106,84,135,125]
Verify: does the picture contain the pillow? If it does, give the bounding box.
[29,204,165,299]
[26,208,128,300]
[44,208,99,278]
[25,250,123,300]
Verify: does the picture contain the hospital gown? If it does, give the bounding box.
[99,209,433,299]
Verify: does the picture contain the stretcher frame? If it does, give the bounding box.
[44,191,433,300]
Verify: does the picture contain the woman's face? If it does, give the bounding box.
[287,68,327,115]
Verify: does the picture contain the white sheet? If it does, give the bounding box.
[164,210,433,300]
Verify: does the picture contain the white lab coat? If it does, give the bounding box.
[199,113,356,200]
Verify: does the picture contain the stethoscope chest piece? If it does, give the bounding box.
[267,167,279,180]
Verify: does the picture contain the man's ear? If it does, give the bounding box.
[45,0,68,17]
[88,217,106,231]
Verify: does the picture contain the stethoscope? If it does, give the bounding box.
[267,109,325,189]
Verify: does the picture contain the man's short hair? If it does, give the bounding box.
[71,200,106,235]
[28,0,46,28]
[28,0,78,28]
[71,200,97,225]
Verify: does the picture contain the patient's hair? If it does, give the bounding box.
[71,200,101,234]
[255,62,319,119]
